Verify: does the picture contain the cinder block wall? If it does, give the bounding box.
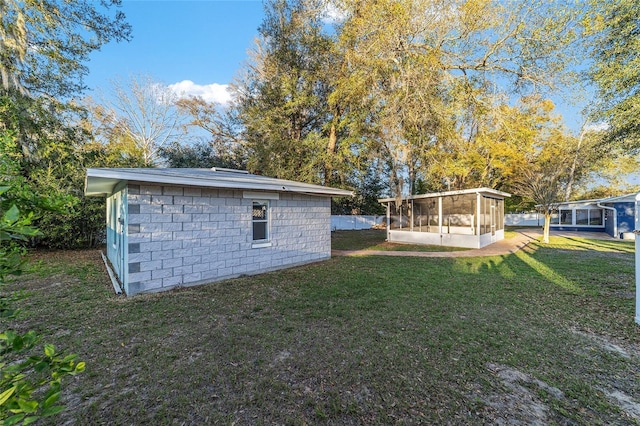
[125,183,331,295]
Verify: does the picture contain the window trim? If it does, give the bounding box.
[251,200,272,248]
[588,209,603,226]
[550,207,605,228]
[559,209,573,225]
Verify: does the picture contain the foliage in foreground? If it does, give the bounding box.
[0,173,84,424]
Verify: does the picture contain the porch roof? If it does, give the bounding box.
[378,187,510,203]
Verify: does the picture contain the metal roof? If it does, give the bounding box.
[378,187,510,203]
[85,168,353,197]
[548,193,639,208]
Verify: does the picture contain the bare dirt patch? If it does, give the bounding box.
[481,363,564,425]
[571,328,632,359]
[600,388,640,421]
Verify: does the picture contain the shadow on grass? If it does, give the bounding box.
[556,237,635,254]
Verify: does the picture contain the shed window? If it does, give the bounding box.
[252,201,269,241]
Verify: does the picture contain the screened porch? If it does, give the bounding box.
[378,188,510,249]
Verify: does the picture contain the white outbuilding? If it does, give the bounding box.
[379,188,510,249]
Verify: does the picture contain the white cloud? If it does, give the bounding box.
[584,122,610,132]
[167,80,232,105]
[322,2,347,23]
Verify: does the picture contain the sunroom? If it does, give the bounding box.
[548,193,638,238]
[378,188,510,249]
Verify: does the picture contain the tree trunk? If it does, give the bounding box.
[565,125,586,201]
[323,122,338,185]
[543,210,551,244]
[408,161,415,195]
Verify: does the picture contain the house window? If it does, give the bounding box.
[576,208,604,226]
[252,201,269,241]
[560,210,573,225]
[576,209,589,225]
[589,209,603,225]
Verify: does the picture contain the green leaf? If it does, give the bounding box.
[3,413,25,426]
[40,405,65,417]
[33,361,48,373]
[43,344,55,358]
[0,386,16,405]
[61,354,77,363]
[42,391,60,409]
[11,335,23,351]
[17,399,38,413]
[22,416,41,425]
[74,361,86,373]
[3,205,20,223]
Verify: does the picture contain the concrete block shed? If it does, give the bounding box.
[84,168,352,296]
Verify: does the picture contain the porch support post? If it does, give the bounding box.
[410,200,414,232]
[386,202,391,242]
[438,196,443,235]
[635,193,640,325]
[476,192,481,236]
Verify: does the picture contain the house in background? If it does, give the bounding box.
[548,193,638,239]
[378,188,510,249]
[85,168,352,296]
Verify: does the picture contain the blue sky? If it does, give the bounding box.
[87,0,590,128]
[86,0,265,102]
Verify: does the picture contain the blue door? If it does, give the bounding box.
[106,188,127,287]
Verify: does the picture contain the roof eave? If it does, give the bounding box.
[85,169,353,198]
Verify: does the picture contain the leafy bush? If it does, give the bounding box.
[0,333,85,426]
[1,142,85,425]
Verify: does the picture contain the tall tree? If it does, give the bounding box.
[0,0,130,98]
[88,75,190,166]
[0,0,131,157]
[174,96,247,168]
[511,115,579,243]
[333,0,584,197]
[0,0,135,248]
[514,164,564,244]
[332,0,448,197]
[586,0,640,149]
[234,0,347,184]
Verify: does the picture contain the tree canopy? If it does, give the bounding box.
[2,0,639,245]
[586,0,640,149]
[214,0,595,205]
[0,0,135,248]
[0,0,131,98]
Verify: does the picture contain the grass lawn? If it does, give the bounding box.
[4,234,640,424]
[331,229,469,252]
